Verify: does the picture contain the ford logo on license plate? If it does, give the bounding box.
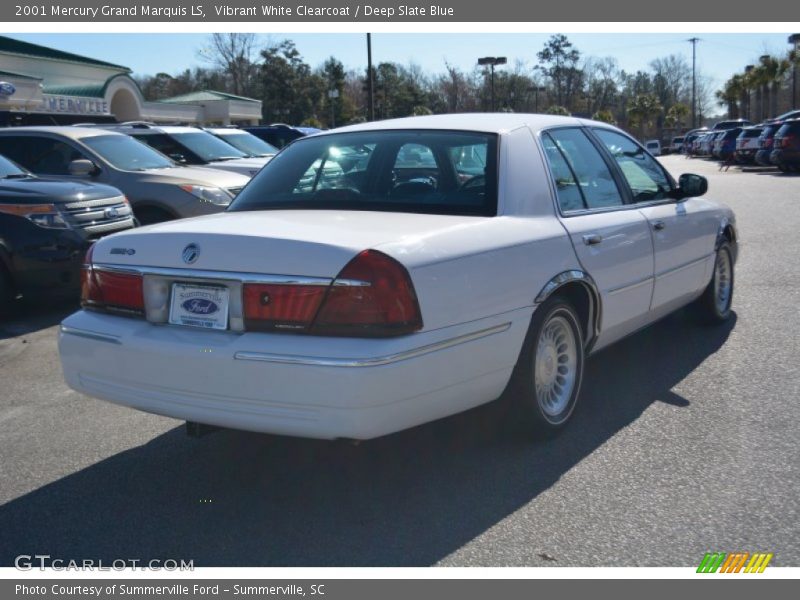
[181,298,219,315]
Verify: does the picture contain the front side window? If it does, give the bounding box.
[229,130,498,216]
[542,128,624,211]
[593,129,672,203]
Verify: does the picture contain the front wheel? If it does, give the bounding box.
[693,241,734,323]
[507,298,585,434]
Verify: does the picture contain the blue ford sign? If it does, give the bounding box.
[181,298,219,315]
[0,82,16,97]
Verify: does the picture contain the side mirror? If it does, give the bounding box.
[675,173,708,200]
[169,153,187,163]
[68,159,98,177]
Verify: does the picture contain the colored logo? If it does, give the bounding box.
[697,552,773,573]
[181,298,219,315]
[0,82,16,97]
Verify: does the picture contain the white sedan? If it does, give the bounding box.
[59,114,737,440]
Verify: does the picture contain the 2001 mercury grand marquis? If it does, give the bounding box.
[58,114,737,439]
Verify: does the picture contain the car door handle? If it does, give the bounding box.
[583,233,603,246]
[652,220,666,231]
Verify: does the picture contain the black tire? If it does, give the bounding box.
[0,263,14,318]
[506,298,585,435]
[135,206,174,225]
[693,241,734,324]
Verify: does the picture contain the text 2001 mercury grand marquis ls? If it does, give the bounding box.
[59,114,737,439]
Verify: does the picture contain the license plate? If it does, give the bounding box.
[169,283,230,330]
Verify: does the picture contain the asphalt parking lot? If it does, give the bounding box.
[0,155,798,567]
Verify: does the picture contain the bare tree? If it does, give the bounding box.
[198,33,259,97]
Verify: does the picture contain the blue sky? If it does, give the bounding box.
[4,33,796,90]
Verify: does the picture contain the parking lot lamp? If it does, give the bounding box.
[478,57,507,111]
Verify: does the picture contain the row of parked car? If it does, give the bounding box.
[674,110,800,171]
[0,122,318,311]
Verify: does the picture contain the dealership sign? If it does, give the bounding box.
[43,94,110,115]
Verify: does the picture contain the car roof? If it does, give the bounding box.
[207,128,246,134]
[329,113,603,135]
[122,125,203,134]
[0,126,125,140]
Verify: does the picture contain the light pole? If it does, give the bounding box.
[688,37,700,128]
[478,56,507,111]
[327,89,339,128]
[527,85,546,112]
[790,34,800,110]
[366,33,375,122]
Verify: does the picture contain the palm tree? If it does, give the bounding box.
[757,55,789,119]
[628,93,663,140]
[716,75,743,118]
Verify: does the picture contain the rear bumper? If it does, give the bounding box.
[59,308,530,439]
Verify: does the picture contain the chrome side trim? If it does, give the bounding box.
[608,275,654,296]
[654,254,711,279]
[60,325,121,345]
[92,263,333,286]
[233,322,512,368]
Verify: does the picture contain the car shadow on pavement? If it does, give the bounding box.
[0,310,736,566]
[0,301,76,340]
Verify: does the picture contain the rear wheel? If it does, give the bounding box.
[693,241,734,323]
[507,298,585,435]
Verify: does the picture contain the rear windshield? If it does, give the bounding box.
[776,123,800,136]
[228,130,498,217]
[739,129,762,138]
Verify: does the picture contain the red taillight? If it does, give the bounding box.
[80,245,144,315]
[311,250,423,337]
[243,283,327,331]
[781,134,796,148]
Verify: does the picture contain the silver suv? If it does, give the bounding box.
[0,127,251,224]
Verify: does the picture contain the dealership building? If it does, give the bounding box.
[0,35,262,126]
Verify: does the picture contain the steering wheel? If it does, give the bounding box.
[460,174,486,190]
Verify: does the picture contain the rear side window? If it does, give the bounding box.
[593,129,672,203]
[542,128,623,212]
[229,130,498,217]
[0,136,85,175]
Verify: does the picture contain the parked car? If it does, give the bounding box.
[243,124,321,149]
[0,153,134,311]
[670,136,685,154]
[735,126,763,164]
[0,127,251,225]
[106,123,270,177]
[699,132,718,156]
[713,119,753,131]
[714,128,742,162]
[755,122,783,167]
[204,128,279,159]
[58,114,738,441]
[769,118,800,172]
[772,109,800,122]
[645,140,662,156]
